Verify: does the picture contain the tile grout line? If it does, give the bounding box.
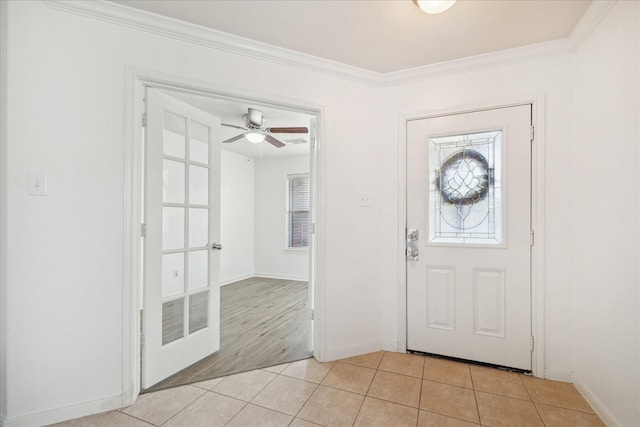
[286,376,320,426]
[116,410,161,426]
[519,374,547,426]
[469,365,483,426]
[416,355,426,427]
[158,387,209,426]
[247,371,323,423]
[219,370,281,427]
[330,359,369,426]
[92,410,120,426]
[351,355,381,426]
[221,401,250,427]
[250,367,341,424]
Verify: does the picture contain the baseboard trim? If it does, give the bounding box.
[382,340,399,352]
[219,273,254,286]
[323,341,383,362]
[573,379,622,427]
[543,368,574,382]
[1,394,123,427]
[252,273,309,282]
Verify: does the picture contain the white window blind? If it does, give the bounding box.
[287,174,310,249]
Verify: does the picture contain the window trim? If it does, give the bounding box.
[286,173,310,250]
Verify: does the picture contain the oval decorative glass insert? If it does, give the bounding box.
[429,130,501,244]
[438,149,489,205]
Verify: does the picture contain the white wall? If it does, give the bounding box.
[2,1,639,426]
[220,149,255,285]
[3,2,383,424]
[254,154,310,281]
[571,2,640,425]
[218,149,311,284]
[380,55,577,378]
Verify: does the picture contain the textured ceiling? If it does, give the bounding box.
[112,0,591,73]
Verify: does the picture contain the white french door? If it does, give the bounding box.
[142,88,222,388]
[406,105,532,370]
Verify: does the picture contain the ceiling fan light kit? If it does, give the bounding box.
[416,0,456,14]
[221,108,308,148]
[245,131,265,143]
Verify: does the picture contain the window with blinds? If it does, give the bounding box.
[287,174,310,249]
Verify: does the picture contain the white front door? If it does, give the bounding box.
[406,105,532,370]
[142,88,222,388]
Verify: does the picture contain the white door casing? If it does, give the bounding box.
[142,88,222,388]
[406,105,532,370]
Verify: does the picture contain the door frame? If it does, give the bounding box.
[122,67,325,404]
[397,94,546,378]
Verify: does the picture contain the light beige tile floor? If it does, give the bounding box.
[49,352,605,427]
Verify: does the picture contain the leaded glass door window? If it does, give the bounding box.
[428,130,503,245]
[406,104,532,371]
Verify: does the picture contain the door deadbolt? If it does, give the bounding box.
[406,229,419,261]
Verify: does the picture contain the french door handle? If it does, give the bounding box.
[211,243,223,250]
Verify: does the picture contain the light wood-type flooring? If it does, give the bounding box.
[145,277,311,392]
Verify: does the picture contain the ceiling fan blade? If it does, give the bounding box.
[247,108,263,127]
[267,127,309,134]
[222,133,247,144]
[221,123,247,131]
[285,138,308,145]
[265,134,286,148]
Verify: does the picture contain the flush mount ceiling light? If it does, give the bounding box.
[416,0,456,14]
[245,131,265,143]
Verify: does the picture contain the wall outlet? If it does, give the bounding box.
[358,192,373,207]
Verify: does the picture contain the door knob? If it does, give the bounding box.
[211,243,223,250]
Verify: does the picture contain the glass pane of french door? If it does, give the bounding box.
[160,110,211,346]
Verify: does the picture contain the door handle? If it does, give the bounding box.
[211,243,223,250]
[407,229,419,261]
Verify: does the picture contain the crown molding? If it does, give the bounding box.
[43,0,615,88]
[42,0,381,86]
[381,0,616,86]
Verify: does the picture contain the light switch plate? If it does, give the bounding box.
[27,173,47,196]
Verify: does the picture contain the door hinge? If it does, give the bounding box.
[530,125,535,141]
[311,223,316,234]
[141,331,146,348]
[309,309,315,320]
[530,336,535,351]
[142,113,148,128]
[141,223,147,237]
[530,230,534,246]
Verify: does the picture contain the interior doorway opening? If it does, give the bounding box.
[138,85,318,392]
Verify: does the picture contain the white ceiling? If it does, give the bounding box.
[112,0,591,73]
[122,0,591,159]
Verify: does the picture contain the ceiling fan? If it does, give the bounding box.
[221,108,308,148]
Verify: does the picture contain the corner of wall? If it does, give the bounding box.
[323,340,385,362]
[543,368,574,383]
[382,340,399,352]
[0,0,8,422]
[573,379,624,427]
[638,0,640,423]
